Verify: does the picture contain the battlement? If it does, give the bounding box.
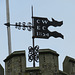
[0,49,74,75]
[63,56,75,75]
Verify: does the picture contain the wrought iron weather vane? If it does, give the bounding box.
[5,6,39,67]
[5,5,64,67]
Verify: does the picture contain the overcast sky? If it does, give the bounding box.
[0,0,75,70]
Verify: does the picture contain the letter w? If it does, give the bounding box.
[42,20,48,24]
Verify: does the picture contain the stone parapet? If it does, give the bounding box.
[63,56,75,75]
[4,50,26,75]
[39,49,59,75]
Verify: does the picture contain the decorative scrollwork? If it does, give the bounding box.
[15,22,32,31]
[28,45,39,62]
[22,22,26,30]
[18,22,21,30]
[27,22,32,31]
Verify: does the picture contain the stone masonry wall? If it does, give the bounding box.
[4,50,26,75]
[39,49,59,75]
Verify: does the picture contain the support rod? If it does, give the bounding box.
[32,6,35,67]
[6,0,12,55]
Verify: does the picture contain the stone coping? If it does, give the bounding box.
[68,56,75,63]
[25,67,67,75]
[59,70,68,75]
[4,50,25,62]
[64,56,75,63]
[39,49,59,56]
[25,67,40,72]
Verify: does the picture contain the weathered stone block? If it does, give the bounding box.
[39,49,59,75]
[4,50,26,75]
[25,67,41,75]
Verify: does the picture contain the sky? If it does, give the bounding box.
[0,0,75,71]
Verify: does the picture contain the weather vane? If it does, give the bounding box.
[5,0,64,67]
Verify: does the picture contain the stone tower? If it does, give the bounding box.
[3,49,68,75]
[39,49,59,75]
[63,56,75,75]
[4,50,26,75]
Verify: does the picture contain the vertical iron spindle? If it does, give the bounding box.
[32,6,35,67]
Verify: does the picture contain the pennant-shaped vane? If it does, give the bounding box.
[32,17,64,39]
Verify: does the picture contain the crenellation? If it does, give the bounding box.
[0,49,74,75]
[63,56,75,75]
[4,50,26,75]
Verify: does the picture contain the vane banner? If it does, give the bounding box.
[33,17,64,39]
